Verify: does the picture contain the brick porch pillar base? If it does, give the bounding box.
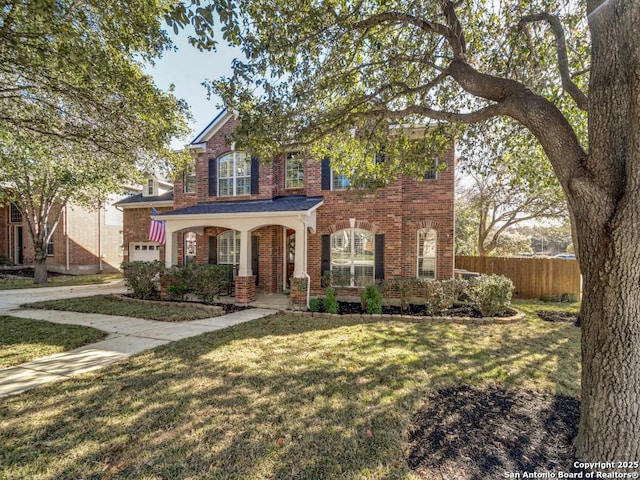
[235,276,256,304]
[289,277,307,310]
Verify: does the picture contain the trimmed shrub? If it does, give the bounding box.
[361,284,383,314]
[324,287,339,314]
[309,297,323,312]
[192,264,230,304]
[381,278,416,313]
[468,274,514,317]
[122,261,165,300]
[161,265,194,301]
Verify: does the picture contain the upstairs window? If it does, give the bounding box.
[417,228,437,279]
[423,159,439,180]
[331,170,350,191]
[285,153,305,189]
[147,178,155,196]
[218,152,251,196]
[183,162,196,193]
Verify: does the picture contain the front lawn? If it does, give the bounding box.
[0,301,581,479]
[24,295,220,322]
[0,316,106,368]
[0,273,121,290]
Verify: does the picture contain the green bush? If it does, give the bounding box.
[361,284,383,314]
[381,278,416,313]
[192,264,230,304]
[121,261,165,300]
[161,265,194,301]
[468,274,514,317]
[324,287,339,314]
[0,255,13,266]
[309,297,323,312]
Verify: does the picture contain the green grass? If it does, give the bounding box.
[0,316,106,368]
[24,295,220,322]
[0,273,122,290]
[0,301,581,479]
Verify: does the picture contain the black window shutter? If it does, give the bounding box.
[250,157,259,194]
[321,234,331,278]
[375,234,384,280]
[321,157,331,190]
[208,158,217,196]
[208,236,217,264]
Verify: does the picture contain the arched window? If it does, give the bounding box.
[417,228,437,279]
[330,228,374,286]
[218,230,241,267]
[218,152,251,196]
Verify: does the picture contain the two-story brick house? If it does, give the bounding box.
[139,109,454,305]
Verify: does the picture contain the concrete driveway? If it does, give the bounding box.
[0,280,276,398]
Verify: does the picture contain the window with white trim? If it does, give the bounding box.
[331,170,350,190]
[330,228,374,286]
[417,228,437,279]
[9,203,22,223]
[218,230,241,267]
[218,152,251,196]
[183,162,196,193]
[285,152,304,189]
[147,178,155,195]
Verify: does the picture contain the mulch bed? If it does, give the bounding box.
[338,301,483,317]
[536,310,580,326]
[407,386,580,480]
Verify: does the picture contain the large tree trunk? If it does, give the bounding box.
[574,218,640,461]
[572,0,640,462]
[33,249,48,284]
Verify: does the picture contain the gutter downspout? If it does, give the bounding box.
[301,215,311,309]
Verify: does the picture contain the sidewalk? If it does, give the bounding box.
[0,282,277,398]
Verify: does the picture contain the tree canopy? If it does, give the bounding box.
[0,0,190,282]
[171,0,640,463]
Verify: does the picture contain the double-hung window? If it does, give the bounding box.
[417,228,437,279]
[218,230,241,267]
[330,228,375,286]
[285,153,304,189]
[218,152,251,196]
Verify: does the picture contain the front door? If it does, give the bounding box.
[286,231,295,287]
[252,235,259,285]
[14,226,24,264]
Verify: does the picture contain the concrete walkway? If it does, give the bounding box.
[0,281,277,398]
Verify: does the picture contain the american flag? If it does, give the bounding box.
[149,207,166,244]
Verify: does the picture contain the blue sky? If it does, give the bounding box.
[146,30,241,148]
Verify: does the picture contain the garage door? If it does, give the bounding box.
[129,243,161,262]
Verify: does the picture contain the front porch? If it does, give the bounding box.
[155,196,323,305]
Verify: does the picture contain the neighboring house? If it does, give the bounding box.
[0,193,129,274]
[119,110,455,304]
[114,176,173,263]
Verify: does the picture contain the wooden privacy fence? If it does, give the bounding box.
[455,256,581,299]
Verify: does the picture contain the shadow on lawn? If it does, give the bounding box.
[0,314,581,479]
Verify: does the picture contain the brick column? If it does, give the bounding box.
[235,275,256,304]
[289,277,307,309]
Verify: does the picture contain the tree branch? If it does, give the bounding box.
[520,12,589,111]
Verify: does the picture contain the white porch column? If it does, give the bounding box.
[164,229,179,268]
[237,228,253,276]
[293,225,306,277]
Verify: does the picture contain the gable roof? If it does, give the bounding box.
[114,190,174,208]
[189,109,234,148]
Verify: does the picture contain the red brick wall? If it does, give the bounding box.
[165,114,455,297]
[122,206,172,264]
